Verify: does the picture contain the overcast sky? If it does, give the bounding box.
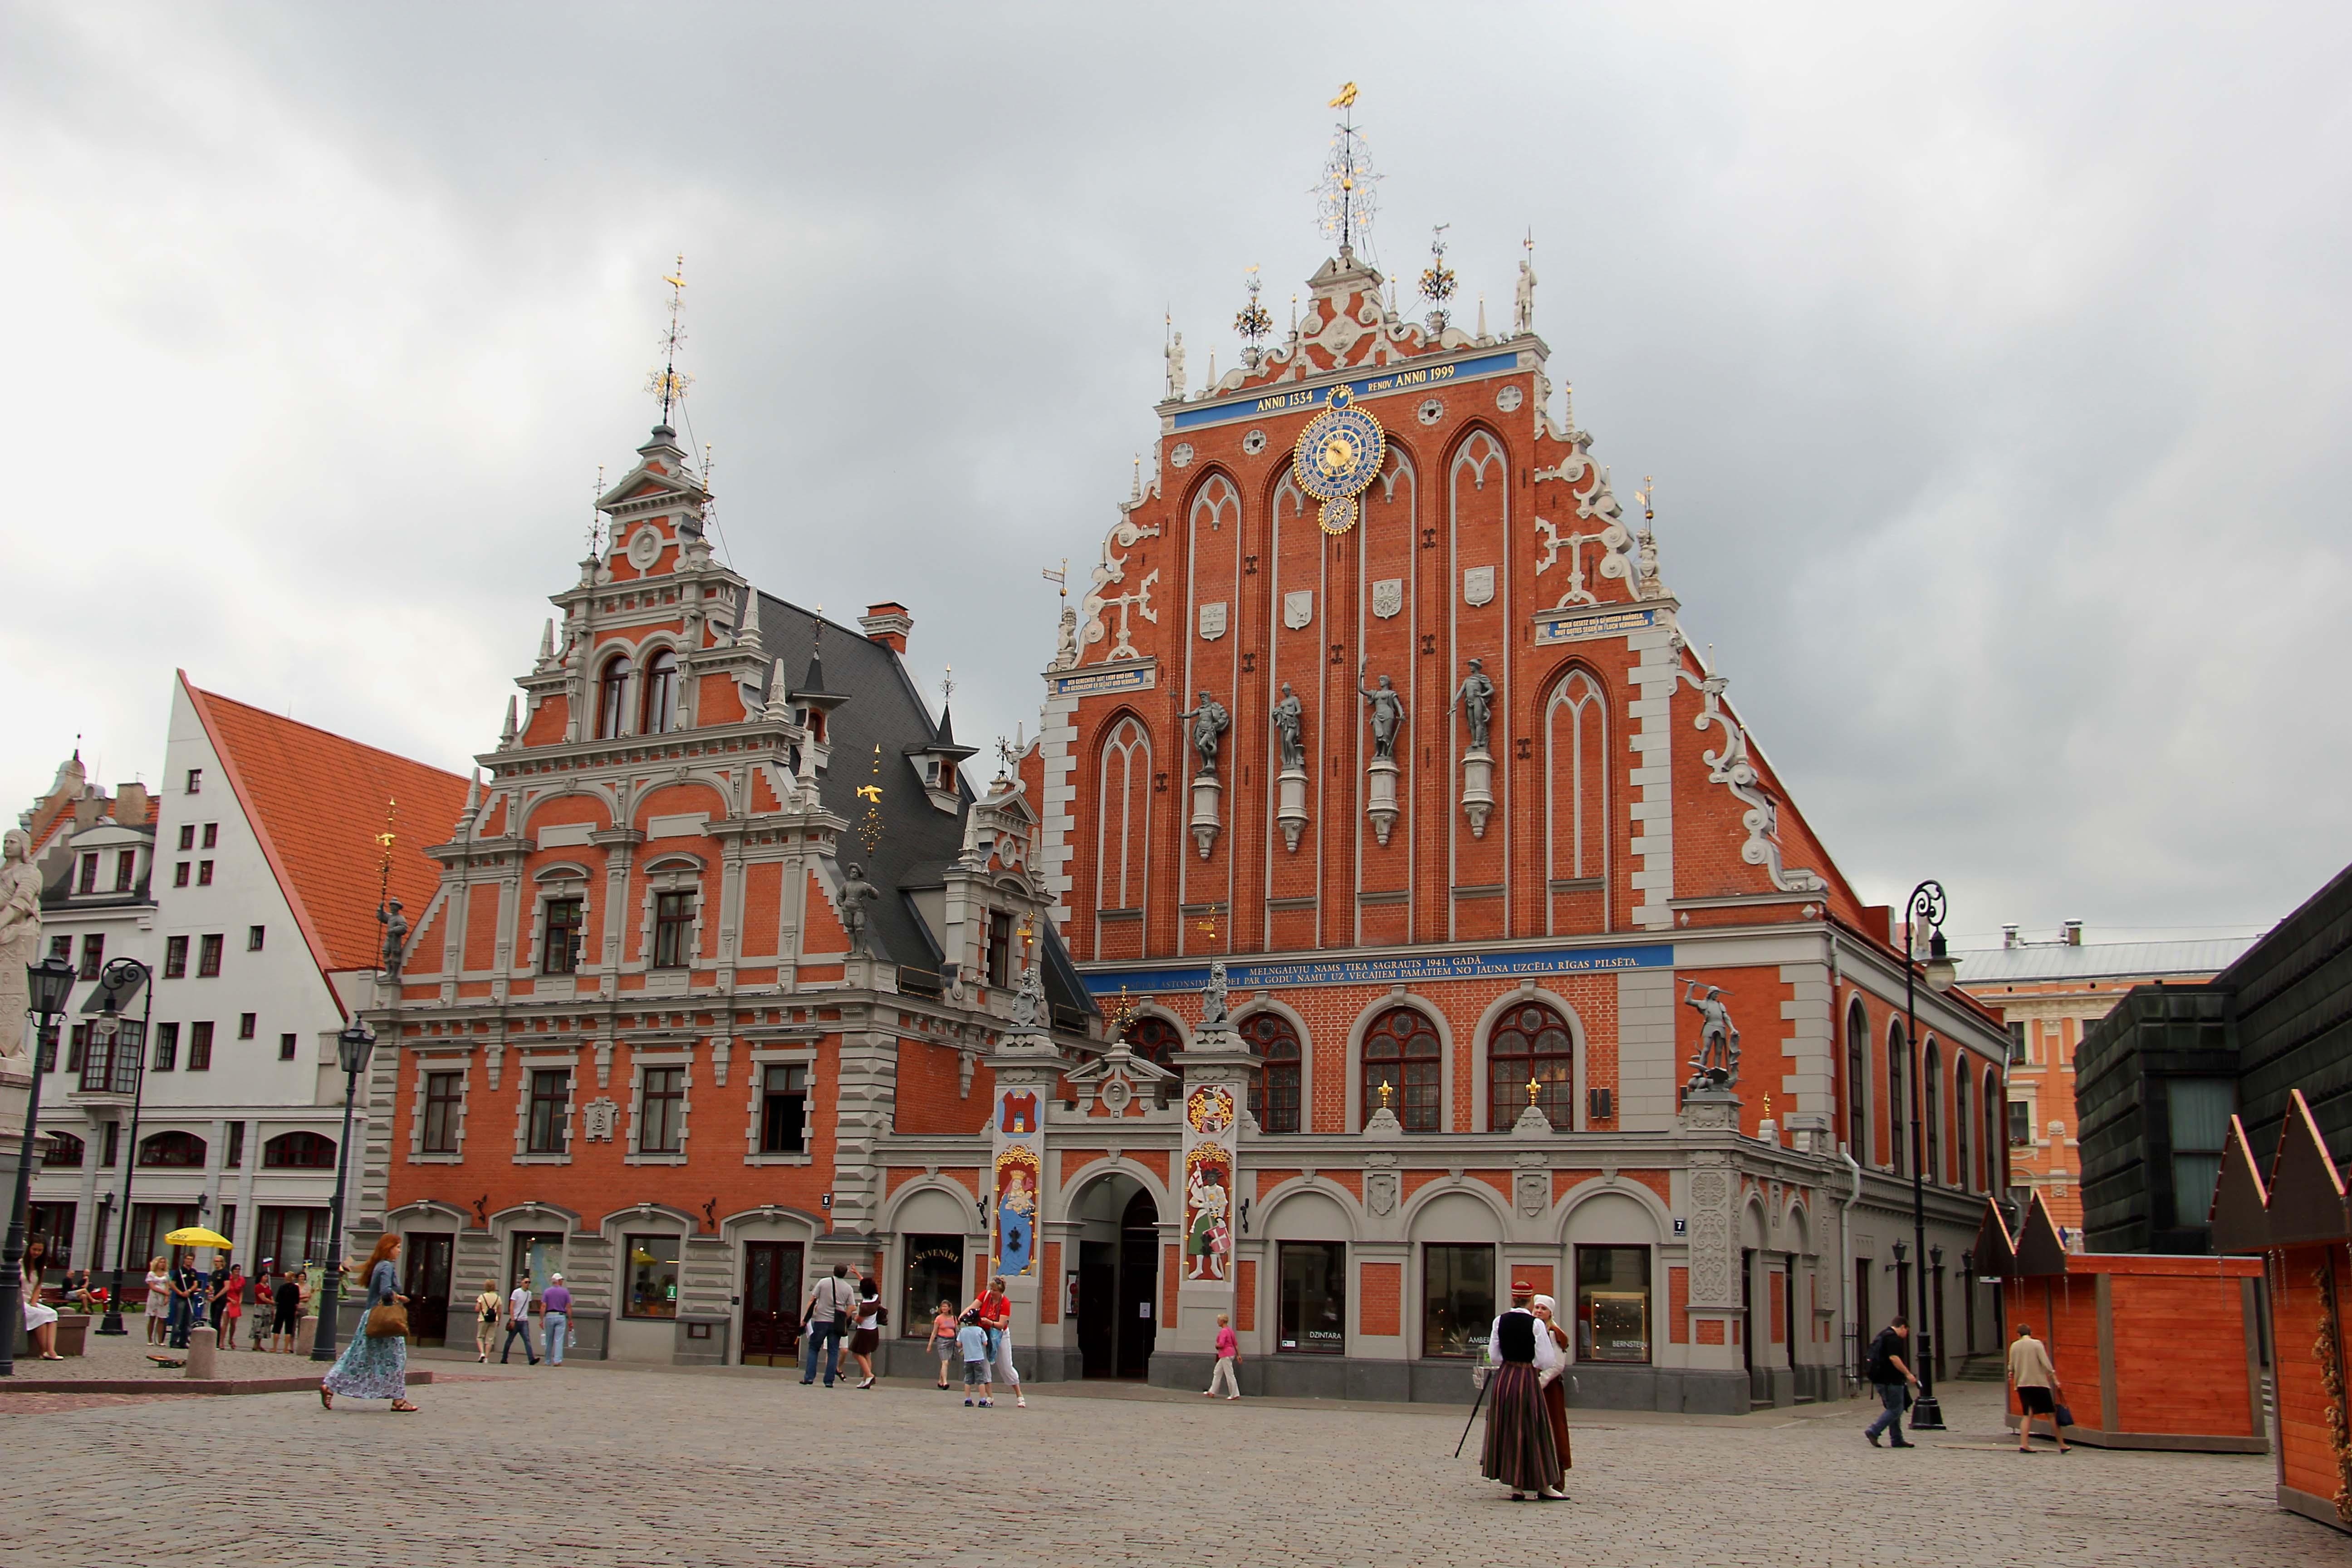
[6,2,2346,948]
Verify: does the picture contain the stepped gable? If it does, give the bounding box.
[184,674,469,975]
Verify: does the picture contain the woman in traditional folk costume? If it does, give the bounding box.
[1481,1280,1567,1501]
[1531,1294,1573,1474]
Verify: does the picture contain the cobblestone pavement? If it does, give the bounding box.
[0,1352,2337,1568]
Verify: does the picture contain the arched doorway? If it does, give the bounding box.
[1073,1176,1160,1378]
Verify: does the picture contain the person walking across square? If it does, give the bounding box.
[800,1264,855,1387]
[927,1298,960,1389]
[1862,1315,1921,1449]
[2008,1323,2069,1453]
[1205,1312,1241,1400]
[501,1274,539,1365]
[975,1275,1025,1408]
[472,1278,501,1362]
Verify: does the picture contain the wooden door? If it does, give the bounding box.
[404,1233,454,1346]
[741,1241,803,1366]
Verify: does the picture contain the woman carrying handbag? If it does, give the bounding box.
[320,1234,419,1413]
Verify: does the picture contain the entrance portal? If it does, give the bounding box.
[403,1233,454,1347]
[1075,1183,1160,1379]
[741,1241,804,1366]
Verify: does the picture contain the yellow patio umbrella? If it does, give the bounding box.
[162,1227,233,1249]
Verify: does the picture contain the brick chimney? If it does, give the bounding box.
[859,601,913,655]
[114,782,149,826]
[2063,919,2084,946]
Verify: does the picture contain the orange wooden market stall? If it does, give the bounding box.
[1975,1192,2267,1454]
[2212,1091,2352,1534]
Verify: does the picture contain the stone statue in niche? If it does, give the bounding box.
[1450,659,1496,752]
[0,828,41,1059]
[1682,981,1742,1092]
[1201,958,1230,1028]
[1357,661,1403,761]
[839,863,882,956]
[1271,683,1305,770]
[377,898,409,979]
[1178,691,1230,777]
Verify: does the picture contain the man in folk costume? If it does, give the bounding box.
[1482,1281,1568,1501]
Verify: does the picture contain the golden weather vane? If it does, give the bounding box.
[1315,84,1378,252]
[646,254,692,424]
[856,784,882,803]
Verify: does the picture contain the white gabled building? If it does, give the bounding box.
[26,674,466,1292]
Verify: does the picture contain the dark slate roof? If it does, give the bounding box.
[753,594,1093,1021]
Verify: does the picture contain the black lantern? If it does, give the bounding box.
[336,1020,377,1078]
[26,957,74,1020]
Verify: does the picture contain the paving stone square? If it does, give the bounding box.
[0,1339,2338,1567]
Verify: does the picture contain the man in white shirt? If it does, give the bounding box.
[799,1264,856,1387]
[1480,1280,1568,1502]
[501,1275,538,1366]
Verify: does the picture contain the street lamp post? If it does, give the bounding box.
[2,956,78,1377]
[309,1019,377,1363]
[1902,878,1958,1431]
[92,958,156,1337]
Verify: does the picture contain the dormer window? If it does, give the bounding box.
[77,853,99,894]
[640,648,679,735]
[597,655,634,740]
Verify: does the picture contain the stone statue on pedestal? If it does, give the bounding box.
[0,829,39,1061]
[1682,981,1741,1092]
[1357,662,1402,761]
[1201,959,1230,1028]
[839,863,882,956]
[1009,961,1046,1029]
[377,898,409,978]
[1178,691,1230,777]
[1271,683,1305,770]
[1450,659,1495,752]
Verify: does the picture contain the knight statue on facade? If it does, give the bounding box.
[1201,957,1231,1029]
[377,897,409,979]
[1681,981,1741,1093]
[839,863,882,956]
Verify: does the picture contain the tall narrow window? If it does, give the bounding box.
[201,823,217,849]
[178,824,195,852]
[2166,1078,2234,1233]
[197,934,223,977]
[164,935,188,978]
[543,898,584,974]
[421,1071,463,1153]
[279,1032,298,1062]
[1984,1069,2003,1193]
[639,648,679,735]
[1544,667,1609,924]
[1845,997,1869,1161]
[1242,1013,1301,1133]
[652,892,694,969]
[247,925,265,951]
[1924,1041,1943,1184]
[188,1020,214,1071]
[528,1068,571,1153]
[638,1065,685,1153]
[78,853,99,893]
[1488,1001,1573,1131]
[1092,717,1151,936]
[152,1022,179,1072]
[1952,1068,1971,1192]
[224,1122,245,1168]
[986,910,1013,987]
[597,656,634,740]
[116,851,136,891]
[237,1013,256,1039]
[1362,1007,1441,1132]
[185,768,201,794]
[760,1063,808,1153]
[1886,1022,1909,1175]
[79,933,104,980]
[2008,1099,2032,1146]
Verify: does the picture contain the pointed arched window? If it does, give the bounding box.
[1242,1011,1301,1133]
[1488,1001,1574,1131]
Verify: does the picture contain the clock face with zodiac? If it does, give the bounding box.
[1291,385,1386,535]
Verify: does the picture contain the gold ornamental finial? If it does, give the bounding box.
[1528,1075,1541,1107]
[646,254,692,424]
[1377,1079,1394,1110]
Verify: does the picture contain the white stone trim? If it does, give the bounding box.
[407,1048,472,1166]
[624,1051,693,1165]
[743,1044,818,1166]
[513,1051,578,1164]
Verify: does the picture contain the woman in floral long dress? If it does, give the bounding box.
[320,1234,416,1413]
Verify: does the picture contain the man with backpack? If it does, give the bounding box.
[1862,1314,1922,1448]
[800,1263,857,1388]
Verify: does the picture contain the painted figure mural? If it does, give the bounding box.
[994,1147,1040,1278]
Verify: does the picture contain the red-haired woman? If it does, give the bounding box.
[319,1234,417,1413]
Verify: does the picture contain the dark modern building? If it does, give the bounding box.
[2078,862,2352,1253]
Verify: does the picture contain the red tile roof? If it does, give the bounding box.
[182,674,470,983]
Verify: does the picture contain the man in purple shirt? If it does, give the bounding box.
[542,1274,573,1366]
